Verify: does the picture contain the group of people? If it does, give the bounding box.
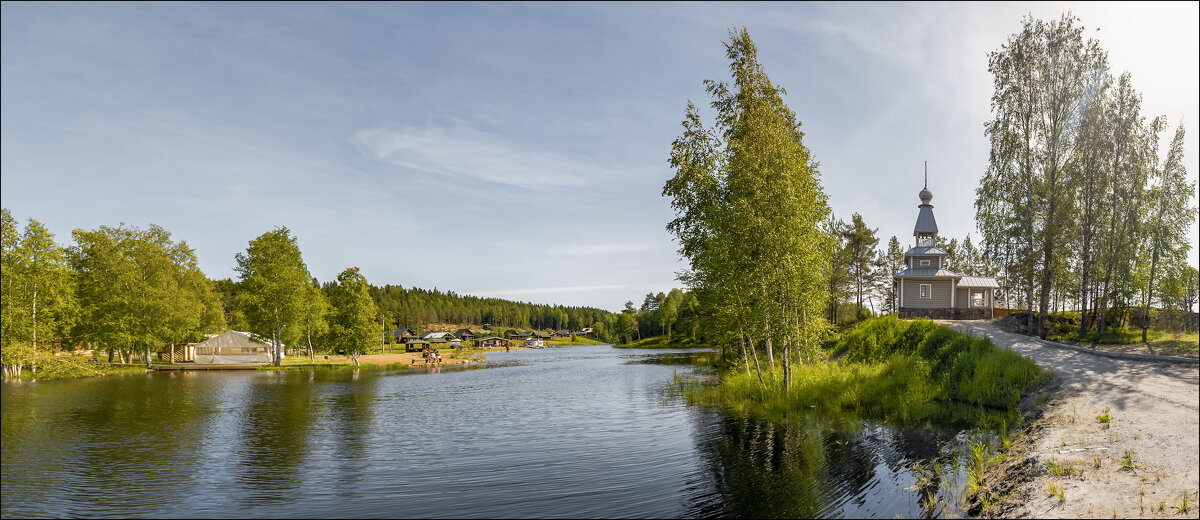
[421,346,443,364]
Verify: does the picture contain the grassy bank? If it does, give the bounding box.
[545,336,609,346]
[1046,326,1198,357]
[681,317,1052,426]
[4,355,149,381]
[615,336,715,349]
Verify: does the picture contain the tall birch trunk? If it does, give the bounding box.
[764,320,774,374]
[746,335,765,386]
[739,336,751,376]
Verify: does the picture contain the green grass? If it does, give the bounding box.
[1097,405,1111,425]
[1047,457,1082,477]
[6,355,149,381]
[1046,480,1066,503]
[678,317,1051,429]
[839,316,1051,409]
[1119,449,1142,471]
[544,335,608,346]
[615,336,716,349]
[1046,322,1198,354]
[1172,495,1191,514]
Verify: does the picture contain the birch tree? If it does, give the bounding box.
[664,27,831,390]
[71,224,219,366]
[328,267,378,366]
[979,13,1107,334]
[1137,123,1195,341]
[297,279,330,362]
[1093,74,1158,339]
[235,227,311,366]
[6,216,76,351]
[1068,90,1112,336]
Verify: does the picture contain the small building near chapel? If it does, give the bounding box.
[894,183,999,319]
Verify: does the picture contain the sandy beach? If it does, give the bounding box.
[314,346,529,367]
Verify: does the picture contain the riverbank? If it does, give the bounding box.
[614,336,714,349]
[545,336,608,346]
[678,317,1048,426]
[269,346,533,369]
[943,320,1200,519]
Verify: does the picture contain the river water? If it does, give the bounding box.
[1,346,979,518]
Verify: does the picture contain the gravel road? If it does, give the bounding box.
[940,320,1199,518]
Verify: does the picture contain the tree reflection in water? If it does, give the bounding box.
[691,409,988,519]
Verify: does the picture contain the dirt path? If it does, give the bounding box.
[940,320,1199,518]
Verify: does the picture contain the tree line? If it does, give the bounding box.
[976,13,1197,339]
[1,211,614,374]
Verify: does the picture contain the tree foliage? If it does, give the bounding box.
[664,27,831,389]
[327,267,379,366]
[235,226,311,366]
[976,12,1196,338]
[70,224,222,366]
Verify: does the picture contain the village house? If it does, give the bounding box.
[504,329,531,340]
[390,328,418,345]
[454,328,475,341]
[893,182,999,319]
[473,336,511,349]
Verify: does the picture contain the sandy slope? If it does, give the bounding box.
[940,320,1199,518]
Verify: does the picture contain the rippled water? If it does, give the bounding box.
[2,346,978,518]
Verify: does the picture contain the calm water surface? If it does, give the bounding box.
[2,346,976,518]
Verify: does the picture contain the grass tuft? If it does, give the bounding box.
[1171,495,1190,514]
[1046,480,1066,502]
[1119,449,1142,471]
[1047,457,1082,477]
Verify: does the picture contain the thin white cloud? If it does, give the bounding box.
[471,284,634,297]
[351,124,608,190]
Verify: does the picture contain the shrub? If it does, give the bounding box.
[840,315,911,363]
[799,317,1049,414]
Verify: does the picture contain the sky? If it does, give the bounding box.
[2,2,1197,312]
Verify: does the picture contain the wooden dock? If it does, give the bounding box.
[150,363,266,371]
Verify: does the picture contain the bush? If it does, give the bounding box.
[840,315,911,363]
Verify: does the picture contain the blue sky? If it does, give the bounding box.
[3,2,1197,311]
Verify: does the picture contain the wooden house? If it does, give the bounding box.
[391,328,418,344]
[163,342,198,363]
[504,329,531,340]
[473,336,511,349]
[893,183,999,319]
[554,329,571,337]
[454,328,476,341]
